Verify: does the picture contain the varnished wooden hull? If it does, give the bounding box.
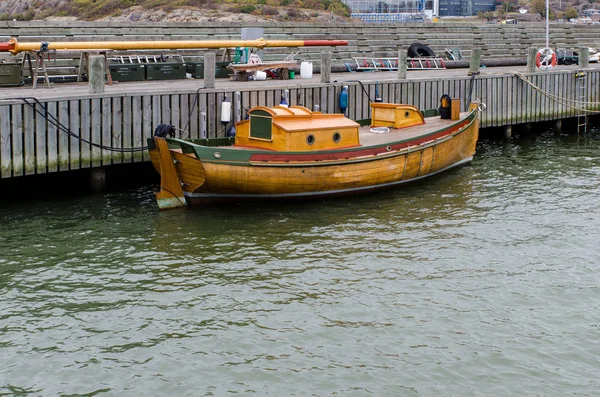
[149,108,479,206]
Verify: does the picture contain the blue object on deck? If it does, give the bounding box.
[374,82,382,102]
[339,86,349,115]
[226,125,236,137]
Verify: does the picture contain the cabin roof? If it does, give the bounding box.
[273,115,359,132]
[248,105,359,132]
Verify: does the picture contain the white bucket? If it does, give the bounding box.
[255,71,267,81]
[300,61,313,79]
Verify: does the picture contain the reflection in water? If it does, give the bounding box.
[1,127,600,396]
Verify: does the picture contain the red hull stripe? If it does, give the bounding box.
[249,119,469,162]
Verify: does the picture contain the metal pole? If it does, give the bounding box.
[546,0,549,48]
[0,38,348,54]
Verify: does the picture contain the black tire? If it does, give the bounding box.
[407,43,436,58]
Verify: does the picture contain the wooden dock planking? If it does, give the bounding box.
[24,102,35,175]
[1,105,11,177]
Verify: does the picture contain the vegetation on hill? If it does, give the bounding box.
[0,0,351,22]
[0,0,596,22]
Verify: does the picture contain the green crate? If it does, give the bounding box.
[145,63,186,80]
[0,63,24,86]
[186,62,204,79]
[216,61,233,78]
[108,64,145,82]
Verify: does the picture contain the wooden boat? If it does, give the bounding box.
[148,97,483,209]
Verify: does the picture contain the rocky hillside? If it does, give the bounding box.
[0,0,595,22]
[0,0,352,23]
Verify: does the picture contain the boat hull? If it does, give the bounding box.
[149,108,479,206]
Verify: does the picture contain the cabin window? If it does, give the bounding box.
[306,134,315,146]
[332,132,341,143]
[249,110,272,140]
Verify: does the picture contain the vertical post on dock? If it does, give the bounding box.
[504,125,512,140]
[297,90,304,107]
[527,48,537,73]
[204,52,216,89]
[200,110,207,139]
[397,49,407,80]
[321,51,331,84]
[90,167,106,192]
[468,48,481,76]
[89,55,105,94]
[578,47,589,69]
[234,91,242,122]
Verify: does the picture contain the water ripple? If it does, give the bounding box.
[1,130,600,396]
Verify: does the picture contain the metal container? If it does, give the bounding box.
[0,63,24,86]
[108,64,145,82]
[145,63,186,80]
[186,62,204,79]
[215,61,232,79]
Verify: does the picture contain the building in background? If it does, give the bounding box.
[343,0,495,21]
[343,0,438,22]
[438,0,495,16]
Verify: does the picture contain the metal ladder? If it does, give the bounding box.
[354,57,399,71]
[576,70,587,134]
[407,57,446,70]
[353,57,446,71]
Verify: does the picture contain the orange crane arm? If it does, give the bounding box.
[0,37,347,55]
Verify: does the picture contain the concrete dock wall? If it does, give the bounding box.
[2,21,600,71]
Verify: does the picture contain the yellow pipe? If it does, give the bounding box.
[0,37,347,55]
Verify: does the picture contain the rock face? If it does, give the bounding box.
[0,0,30,15]
[0,1,348,23]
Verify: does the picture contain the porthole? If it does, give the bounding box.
[307,134,315,146]
[214,152,222,159]
[332,132,341,143]
[405,111,410,118]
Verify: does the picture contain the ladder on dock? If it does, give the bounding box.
[354,57,399,71]
[353,57,446,71]
[407,57,446,70]
[576,70,587,134]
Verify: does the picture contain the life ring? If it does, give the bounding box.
[536,48,557,70]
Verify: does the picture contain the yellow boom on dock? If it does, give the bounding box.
[0,37,348,54]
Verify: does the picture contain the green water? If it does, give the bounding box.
[1,128,600,396]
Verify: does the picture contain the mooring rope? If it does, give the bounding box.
[513,72,600,114]
[2,96,188,152]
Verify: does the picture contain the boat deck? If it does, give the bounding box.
[358,113,467,147]
[215,112,467,152]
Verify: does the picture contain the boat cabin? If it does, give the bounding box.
[235,106,360,151]
[234,103,430,152]
[370,103,425,129]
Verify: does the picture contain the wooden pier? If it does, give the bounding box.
[1,61,599,180]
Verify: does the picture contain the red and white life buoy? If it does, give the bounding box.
[536,48,557,70]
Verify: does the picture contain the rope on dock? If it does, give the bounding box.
[513,72,600,114]
[7,96,149,152]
